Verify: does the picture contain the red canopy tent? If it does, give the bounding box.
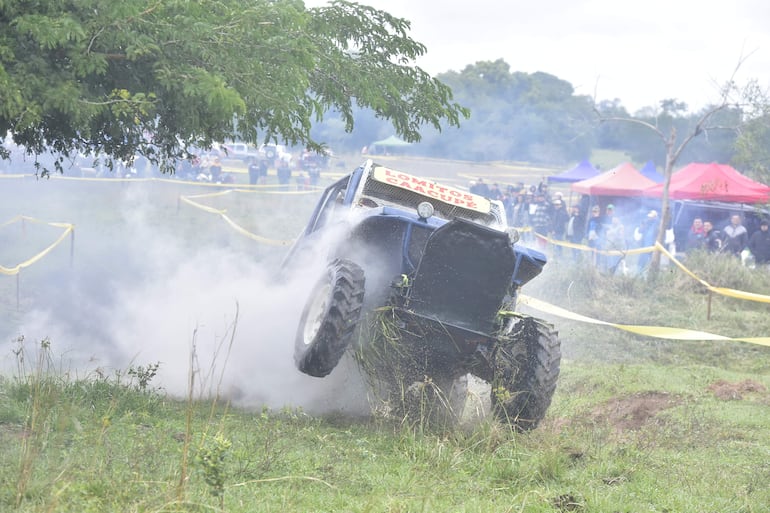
[643,162,770,203]
[571,162,657,196]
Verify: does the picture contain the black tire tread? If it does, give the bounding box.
[490,315,561,430]
[295,259,365,377]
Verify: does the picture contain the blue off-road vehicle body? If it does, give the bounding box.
[286,160,560,429]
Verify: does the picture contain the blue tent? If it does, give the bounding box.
[548,159,600,183]
[639,160,664,183]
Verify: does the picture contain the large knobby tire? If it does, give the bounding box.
[294,259,365,378]
[489,315,561,431]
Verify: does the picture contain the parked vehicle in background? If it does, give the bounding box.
[258,143,291,163]
[220,142,260,162]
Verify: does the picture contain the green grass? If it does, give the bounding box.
[1,346,768,512]
[2,162,770,512]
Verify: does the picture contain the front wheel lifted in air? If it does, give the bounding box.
[294,259,365,377]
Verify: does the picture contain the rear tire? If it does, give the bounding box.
[294,259,365,377]
[478,315,561,430]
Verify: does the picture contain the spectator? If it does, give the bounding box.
[703,221,722,253]
[586,205,602,246]
[510,193,528,227]
[537,180,550,199]
[247,157,260,185]
[277,157,292,188]
[259,159,268,184]
[605,216,627,274]
[489,183,502,201]
[635,210,659,272]
[500,192,513,222]
[565,204,585,261]
[599,204,616,269]
[748,219,770,265]
[470,178,491,198]
[586,205,603,265]
[550,198,569,258]
[686,217,706,251]
[603,204,616,224]
[531,193,551,249]
[721,214,748,257]
[209,158,223,183]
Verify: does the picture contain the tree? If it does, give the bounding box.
[732,78,770,185]
[432,62,595,163]
[594,61,760,274]
[0,0,468,175]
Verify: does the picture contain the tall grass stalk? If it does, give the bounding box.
[14,337,57,508]
[177,303,239,509]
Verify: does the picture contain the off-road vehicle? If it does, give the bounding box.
[284,160,560,429]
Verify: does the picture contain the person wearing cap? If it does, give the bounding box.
[598,204,617,269]
[604,215,627,274]
[585,205,604,266]
[748,219,770,265]
[636,210,659,272]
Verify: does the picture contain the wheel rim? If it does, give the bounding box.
[302,282,332,346]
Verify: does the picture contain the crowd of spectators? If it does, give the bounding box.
[684,214,770,265]
[467,177,770,272]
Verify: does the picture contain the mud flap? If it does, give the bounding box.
[406,219,515,334]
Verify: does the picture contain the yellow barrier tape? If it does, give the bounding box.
[0,216,74,276]
[531,231,655,256]
[655,242,770,304]
[526,230,769,305]
[3,172,326,193]
[179,195,226,215]
[178,190,294,246]
[515,294,770,347]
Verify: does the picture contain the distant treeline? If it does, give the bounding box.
[311,59,768,183]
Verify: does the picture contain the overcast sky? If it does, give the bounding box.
[307,0,770,112]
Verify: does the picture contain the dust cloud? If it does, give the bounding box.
[1,177,372,416]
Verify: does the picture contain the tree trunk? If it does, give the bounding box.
[650,133,677,273]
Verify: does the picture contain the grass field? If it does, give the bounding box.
[1,157,769,512]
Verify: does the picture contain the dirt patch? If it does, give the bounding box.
[707,379,767,401]
[590,391,680,431]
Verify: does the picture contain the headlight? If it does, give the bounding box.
[417,201,434,219]
[507,228,520,244]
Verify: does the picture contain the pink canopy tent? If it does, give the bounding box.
[571,162,657,197]
[643,162,770,203]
